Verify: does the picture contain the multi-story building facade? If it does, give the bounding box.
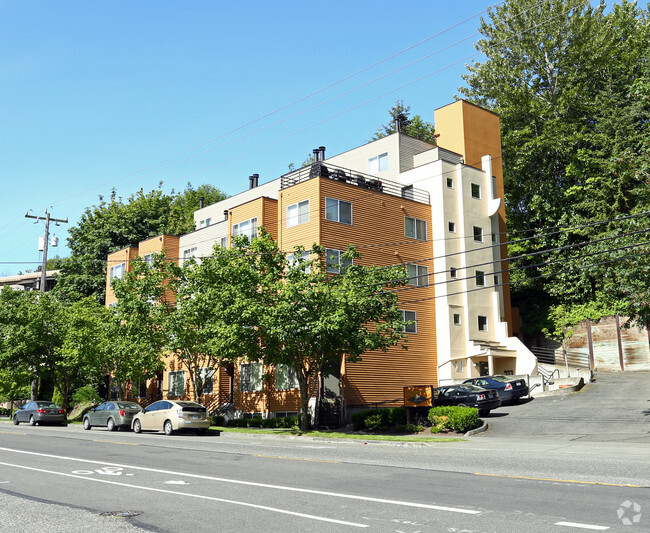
[106,100,536,421]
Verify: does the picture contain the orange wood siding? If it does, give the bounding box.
[138,234,180,306]
[105,247,138,306]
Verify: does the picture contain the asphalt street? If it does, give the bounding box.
[0,371,648,532]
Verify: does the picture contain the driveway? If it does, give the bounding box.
[477,370,650,443]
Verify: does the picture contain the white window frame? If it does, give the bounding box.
[199,368,214,395]
[448,221,456,233]
[287,250,310,273]
[453,313,462,326]
[109,262,126,284]
[233,217,258,242]
[199,218,212,229]
[240,362,263,392]
[220,236,228,248]
[446,177,454,189]
[286,200,309,228]
[325,197,352,225]
[406,263,429,287]
[168,370,185,397]
[368,152,388,174]
[183,247,198,262]
[405,216,427,241]
[401,310,417,334]
[452,359,464,373]
[326,249,352,274]
[275,364,299,390]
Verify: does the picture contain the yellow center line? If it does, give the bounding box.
[0,430,26,435]
[474,472,642,488]
[253,455,339,464]
[92,440,139,446]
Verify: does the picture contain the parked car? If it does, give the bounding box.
[13,401,67,426]
[131,400,209,436]
[83,401,143,431]
[463,375,529,403]
[433,384,501,415]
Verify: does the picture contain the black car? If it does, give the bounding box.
[463,375,529,403]
[13,401,67,426]
[433,384,501,415]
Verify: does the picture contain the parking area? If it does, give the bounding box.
[477,370,650,443]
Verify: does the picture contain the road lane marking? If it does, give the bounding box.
[0,461,368,528]
[92,440,139,446]
[253,454,339,464]
[0,431,26,435]
[0,446,481,515]
[555,521,609,530]
[474,472,642,488]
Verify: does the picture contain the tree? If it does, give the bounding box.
[372,100,436,143]
[54,184,227,304]
[458,0,650,333]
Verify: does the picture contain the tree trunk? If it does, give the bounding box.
[31,378,38,401]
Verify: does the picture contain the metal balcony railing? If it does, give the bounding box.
[280,162,430,205]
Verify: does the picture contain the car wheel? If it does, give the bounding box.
[107,418,115,432]
[13,415,19,425]
[29,415,37,426]
[83,417,91,430]
[163,420,174,436]
[196,428,207,436]
[457,403,467,408]
[133,419,142,434]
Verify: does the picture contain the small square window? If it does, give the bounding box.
[369,152,388,174]
[287,200,309,228]
[453,313,461,326]
[448,221,456,233]
[471,183,481,199]
[325,197,352,224]
[406,264,429,287]
[405,216,427,241]
[475,271,485,286]
[447,177,454,189]
[326,249,352,274]
[473,226,483,242]
[478,315,488,331]
[401,310,417,333]
[494,275,500,286]
[450,267,458,279]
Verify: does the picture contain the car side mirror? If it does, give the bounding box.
[142,408,147,414]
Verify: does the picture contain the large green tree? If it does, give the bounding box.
[54,183,227,304]
[372,100,437,144]
[459,0,650,334]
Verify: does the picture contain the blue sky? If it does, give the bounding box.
[0,0,498,276]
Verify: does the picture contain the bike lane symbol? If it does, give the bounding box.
[72,466,134,476]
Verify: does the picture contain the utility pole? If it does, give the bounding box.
[25,209,68,292]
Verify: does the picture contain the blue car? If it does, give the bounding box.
[463,376,529,403]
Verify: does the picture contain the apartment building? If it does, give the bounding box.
[106,100,537,421]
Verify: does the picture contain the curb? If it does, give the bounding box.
[464,420,488,437]
[533,377,586,398]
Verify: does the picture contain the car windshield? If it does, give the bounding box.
[117,402,141,409]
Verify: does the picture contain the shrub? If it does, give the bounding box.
[428,406,480,433]
[364,413,384,431]
[395,423,423,433]
[388,406,407,426]
[210,415,226,426]
[72,386,101,405]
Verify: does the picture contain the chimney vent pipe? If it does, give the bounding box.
[224,210,229,220]
[199,196,204,209]
[313,148,320,162]
[319,146,326,160]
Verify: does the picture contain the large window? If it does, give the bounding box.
[326,249,352,274]
[109,263,125,284]
[406,264,429,287]
[401,310,417,333]
[275,364,299,390]
[325,197,352,224]
[405,216,427,241]
[168,371,185,397]
[233,217,258,241]
[368,152,388,174]
[287,200,309,228]
[240,363,263,392]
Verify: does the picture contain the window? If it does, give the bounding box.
[109,263,125,284]
[200,368,214,395]
[406,264,429,287]
[452,360,464,373]
[220,236,228,248]
[275,364,299,390]
[326,249,352,274]
[478,315,488,331]
[447,177,454,189]
[233,217,258,241]
[494,275,500,286]
[368,152,388,174]
[183,247,198,262]
[134,380,148,398]
[240,363,263,392]
[142,253,156,266]
[471,183,481,199]
[199,218,211,228]
[286,200,309,228]
[475,271,485,286]
[325,197,352,224]
[287,250,310,273]
[453,313,461,326]
[405,216,427,240]
[401,310,417,333]
[168,371,185,397]
[473,226,483,242]
[448,221,456,233]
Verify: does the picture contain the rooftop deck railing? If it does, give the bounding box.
[280,162,430,205]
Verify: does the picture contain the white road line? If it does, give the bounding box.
[0,461,368,528]
[555,521,609,530]
[0,446,481,515]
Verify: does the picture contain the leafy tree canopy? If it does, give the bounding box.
[372,100,437,144]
